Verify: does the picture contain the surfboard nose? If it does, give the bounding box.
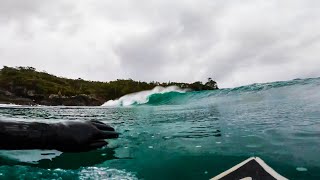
[210,157,288,180]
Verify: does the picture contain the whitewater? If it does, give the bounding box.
[102,85,187,106]
[0,77,319,179]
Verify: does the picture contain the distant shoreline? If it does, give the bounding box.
[0,66,218,106]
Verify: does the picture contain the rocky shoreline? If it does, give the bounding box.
[0,66,218,106]
[0,89,104,106]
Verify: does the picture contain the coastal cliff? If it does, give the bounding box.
[0,66,218,106]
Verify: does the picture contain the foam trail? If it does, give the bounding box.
[102,86,186,107]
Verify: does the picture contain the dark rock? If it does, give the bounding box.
[0,90,14,97]
[0,94,36,105]
[12,86,27,97]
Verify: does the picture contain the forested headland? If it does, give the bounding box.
[0,66,218,106]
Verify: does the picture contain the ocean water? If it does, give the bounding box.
[0,78,320,180]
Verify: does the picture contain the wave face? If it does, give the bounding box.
[101,86,186,106]
[103,77,320,106]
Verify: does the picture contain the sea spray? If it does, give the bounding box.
[101,86,187,106]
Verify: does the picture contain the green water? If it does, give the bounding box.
[0,78,320,179]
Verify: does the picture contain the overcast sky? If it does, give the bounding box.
[1,0,320,88]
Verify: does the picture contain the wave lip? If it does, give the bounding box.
[101,86,187,107]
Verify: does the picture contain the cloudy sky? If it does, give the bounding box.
[1,0,320,88]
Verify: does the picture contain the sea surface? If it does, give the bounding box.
[0,78,320,180]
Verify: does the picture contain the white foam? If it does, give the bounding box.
[101,86,186,107]
[79,167,138,180]
[0,103,21,107]
[296,167,308,172]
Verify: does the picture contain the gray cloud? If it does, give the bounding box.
[0,0,320,87]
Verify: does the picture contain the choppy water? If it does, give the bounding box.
[0,78,320,179]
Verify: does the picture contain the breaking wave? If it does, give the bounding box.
[102,77,320,107]
[101,86,187,106]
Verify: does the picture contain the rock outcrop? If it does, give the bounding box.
[0,89,103,106]
[40,94,103,106]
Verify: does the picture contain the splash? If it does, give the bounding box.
[101,86,187,106]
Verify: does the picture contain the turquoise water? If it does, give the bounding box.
[0,78,320,179]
